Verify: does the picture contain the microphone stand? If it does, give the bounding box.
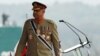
[59,20,83,45]
[59,20,91,56]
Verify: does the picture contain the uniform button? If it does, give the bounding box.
[29,34,33,40]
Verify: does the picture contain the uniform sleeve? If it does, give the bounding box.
[15,20,28,56]
[51,22,60,56]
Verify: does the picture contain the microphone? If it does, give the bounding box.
[59,20,64,22]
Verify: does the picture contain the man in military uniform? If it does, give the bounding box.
[15,1,60,56]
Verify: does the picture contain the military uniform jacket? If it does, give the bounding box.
[15,19,60,56]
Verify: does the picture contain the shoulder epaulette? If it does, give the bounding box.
[45,19,55,24]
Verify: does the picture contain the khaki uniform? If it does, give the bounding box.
[15,19,60,56]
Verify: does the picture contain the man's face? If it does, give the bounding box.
[33,8,45,19]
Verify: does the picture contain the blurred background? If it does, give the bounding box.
[0,0,100,56]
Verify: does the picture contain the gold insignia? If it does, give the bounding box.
[41,34,45,39]
[48,32,52,35]
[46,36,50,41]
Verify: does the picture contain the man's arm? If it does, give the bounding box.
[15,21,28,56]
[51,22,60,56]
